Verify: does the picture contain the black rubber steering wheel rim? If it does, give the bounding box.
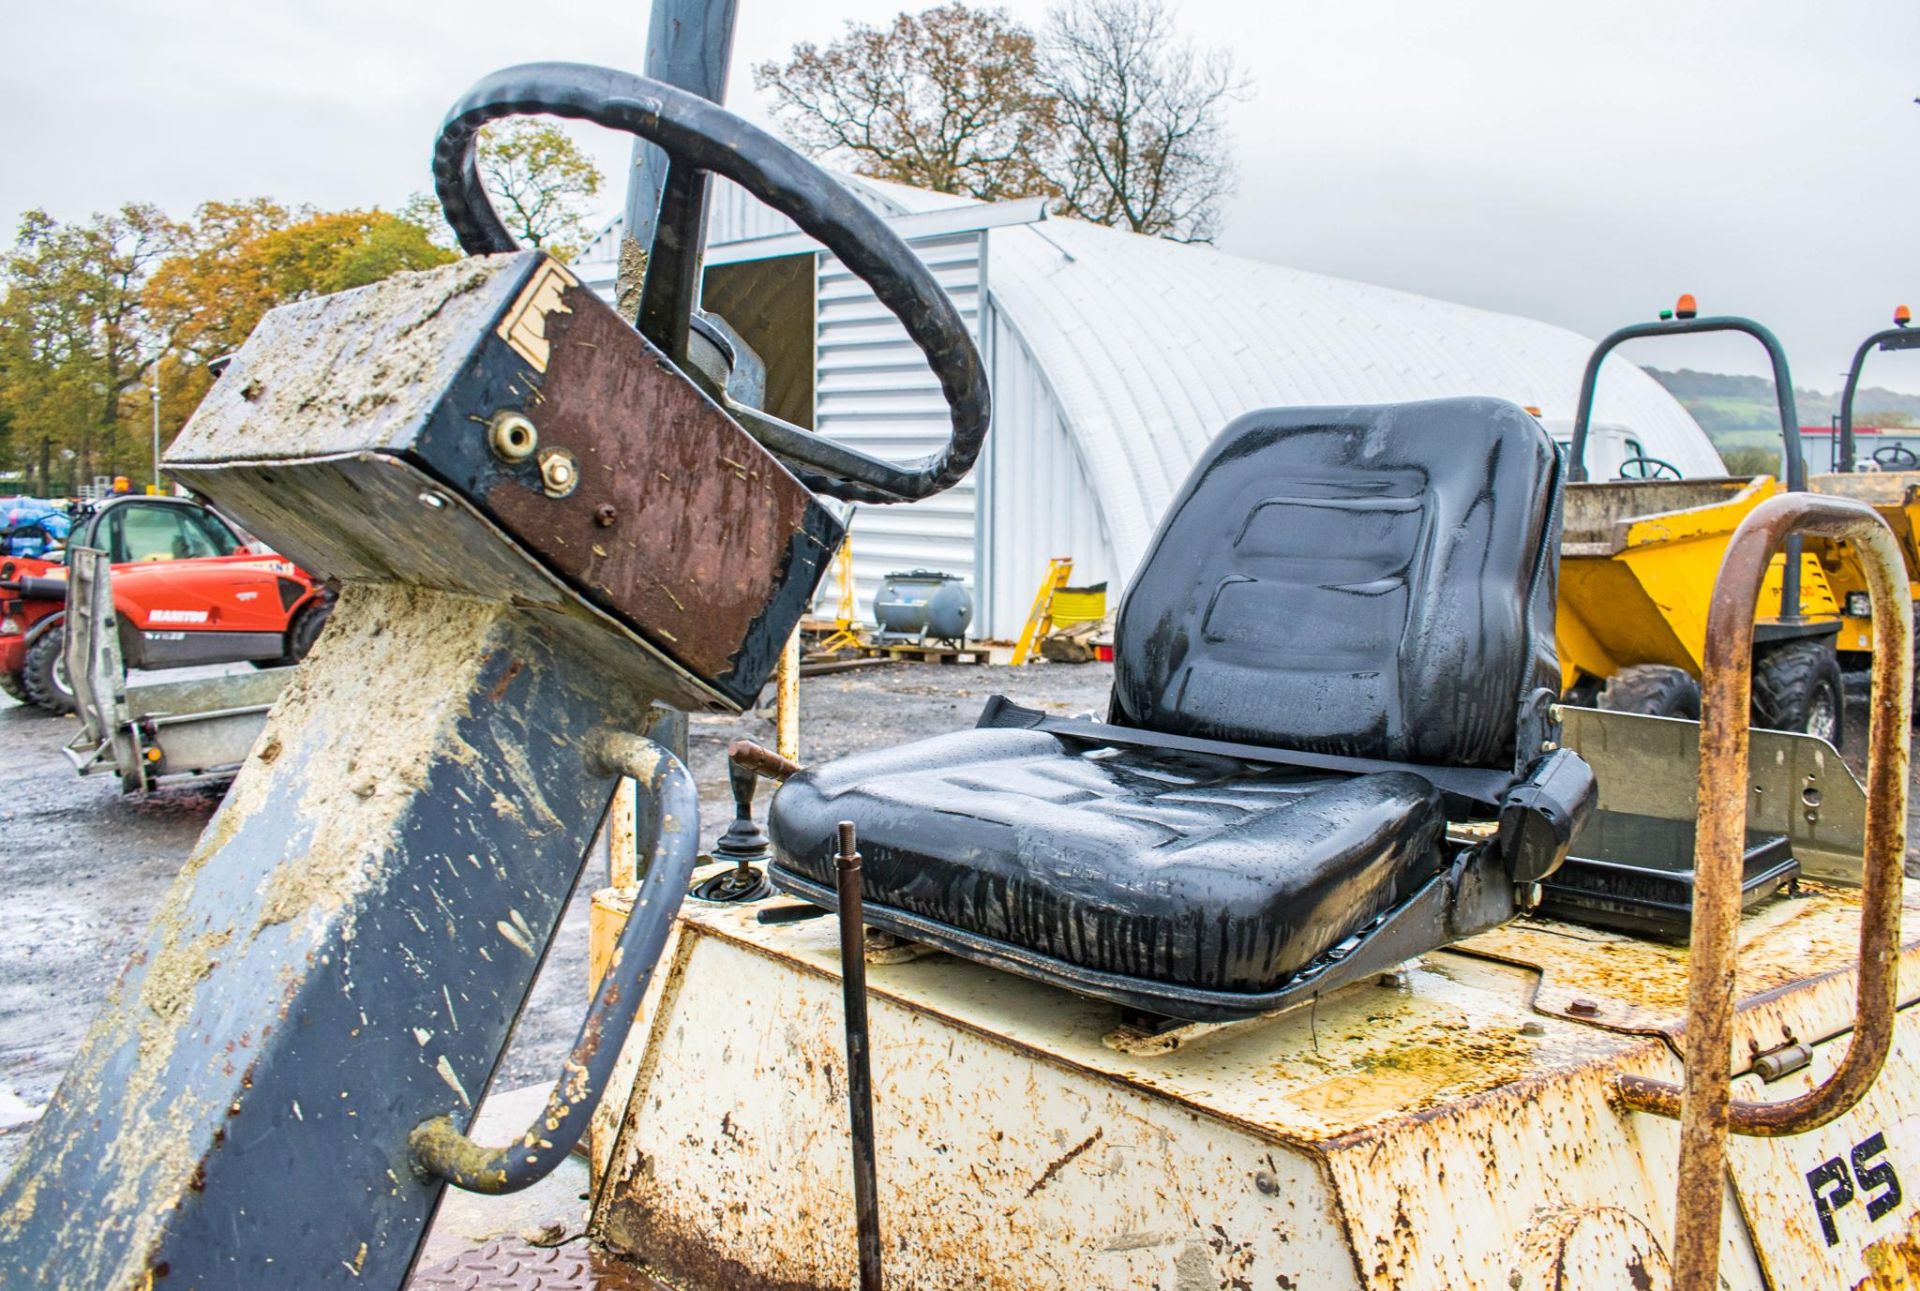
[1615,454,1683,481]
[1872,444,1919,470]
[433,62,989,504]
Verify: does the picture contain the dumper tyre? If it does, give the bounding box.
[0,670,24,704]
[1596,665,1700,720]
[20,628,75,715]
[1751,639,1845,746]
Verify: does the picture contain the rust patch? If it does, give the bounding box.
[1508,1205,1673,1291]
[1024,1127,1103,1198]
[1286,1024,1534,1123]
[598,1205,840,1291]
[1856,1206,1920,1289]
[487,657,525,703]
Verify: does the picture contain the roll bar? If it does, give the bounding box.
[1569,307,1805,616]
[1836,311,1920,472]
[1615,491,1912,1289]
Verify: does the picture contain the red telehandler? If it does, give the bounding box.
[0,493,331,712]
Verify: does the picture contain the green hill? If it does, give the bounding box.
[1645,366,1920,445]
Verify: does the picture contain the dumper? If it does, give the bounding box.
[1809,306,1920,682]
[1559,301,1848,742]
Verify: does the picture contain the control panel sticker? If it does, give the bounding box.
[496,260,578,373]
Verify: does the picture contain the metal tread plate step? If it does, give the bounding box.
[408,1238,674,1291]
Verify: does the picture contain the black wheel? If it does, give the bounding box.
[1561,673,1603,709]
[20,628,75,715]
[1751,639,1845,745]
[1596,665,1701,719]
[0,670,25,704]
[1873,444,1919,470]
[282,595,333,664]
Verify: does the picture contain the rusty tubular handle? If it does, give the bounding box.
[410,730,699,1195]
[1616,492,1911,1287]
[729,738,805,784]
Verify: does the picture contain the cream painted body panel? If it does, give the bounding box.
[579,891,1920,1289]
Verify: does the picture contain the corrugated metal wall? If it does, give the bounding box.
[979,308,1119,636]
[815,230,986,628]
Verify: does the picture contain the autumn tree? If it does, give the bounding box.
[755,3,1057,202]
[1039,0,1247,241]
[141,202,455,438]
[0,204,176,488]
[407,121,605,259]
[0,200,452,489]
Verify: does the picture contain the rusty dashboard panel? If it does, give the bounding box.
[164,251,842,711]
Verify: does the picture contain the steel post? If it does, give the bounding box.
[836,822,884,1291]
[616,0,738,316]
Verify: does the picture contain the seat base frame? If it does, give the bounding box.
[769,845,1517,1023]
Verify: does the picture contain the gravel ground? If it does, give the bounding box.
[0,657,1115,1172]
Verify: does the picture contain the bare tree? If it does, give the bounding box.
[401,122,605,262]
[1039,0,1247,242]
[755,4,1057,202]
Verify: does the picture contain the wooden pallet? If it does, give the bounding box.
[862,641,992,666]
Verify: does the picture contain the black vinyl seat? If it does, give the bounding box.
[769,398,1589,1020]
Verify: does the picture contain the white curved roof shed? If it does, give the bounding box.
[576,177,1718,636]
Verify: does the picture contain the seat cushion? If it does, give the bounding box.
[768,728,1446,996]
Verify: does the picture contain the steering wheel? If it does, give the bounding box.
[1873,444,1920,470]
[1615,454,1683,481]
[432,63,988,505]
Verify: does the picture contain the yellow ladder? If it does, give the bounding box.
[1011,557,1074,665]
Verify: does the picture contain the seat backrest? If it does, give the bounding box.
[1110,398,1563,771]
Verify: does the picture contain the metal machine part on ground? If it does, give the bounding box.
[870,569,974,646]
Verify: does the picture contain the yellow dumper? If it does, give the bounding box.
[1559,299,1848,741]
[1807,307,1920,671]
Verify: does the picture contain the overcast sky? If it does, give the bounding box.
[4,0,1916,394]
